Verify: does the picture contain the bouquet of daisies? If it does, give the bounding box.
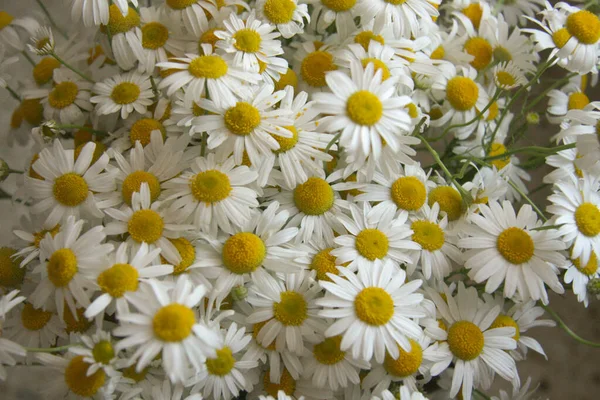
[0,0,599,399]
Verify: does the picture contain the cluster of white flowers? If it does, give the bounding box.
[0,0,599,399]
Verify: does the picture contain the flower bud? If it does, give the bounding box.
[230,285,248,302]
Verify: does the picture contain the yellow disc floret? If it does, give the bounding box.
[355,229,389,260]
[572,251,598,276]
[301,51,337,88]
[224,102,261,135]
[166,0,197,9]
[92,341,115,364]
[21,303,52,331]
[127,209,164,243]
[489,315,520,341]
[575,202,600,237]
[361,58,391,81]
[105,6,140,35]
[495,71,516,88]
[390,176,426,211]
[162,238,196,275]
[275,68,298,91]
[47,248,78,287]
[190,170,232,203]
[354,287,394,325]
[0,11,14,30]
[310,248,339,281]
[462,3,483,29]
[111,82,140,105]
[354,30,384,51]
[122,171,161,206]
[0,247,25,288]
[152,303,195,342]
[272,126,299,153]
[346,90,383,126]
[64,306,92,333]
[496,227,535,264]
[323,0,356,12]
[552,28,572,49]
[222,232,266,274]
[294,177,335,215]
[21,98,44,125]
[48,81,79,109]
[384,339,423,377]
[53,173,89,207]
[447,320,484,360]
[33,57,61,86]
[463,37,493,71]
[568,92,590,110]
[233,29,262,53]
[428,186,463,221]
[313,336,345,365]
[141,22,169,50]
[566,10,600,45]
[97,263,139,298]
[411,220,444,251]
[264,369,296,397]
[206,347,236,376]
[487,143,510,170]
[130,118,166,146]
[446,77,479,111]
[65,356,106,397]
[263,0,297,24]
[274,291,308,326]
[188,55,229,78]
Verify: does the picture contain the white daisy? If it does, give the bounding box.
[163,0,216,38]
[68,331,129,376]
[459,200,567,304]
[13,214,62,267]
[314,61,413,160]
[316,259,425,363]
[0,290,26,381]
[547,83,590,122]
[290,37,340,91]
[544,136,583,184]
[0,44,18,88]
[255,0,310,38]
[0,290,25,319]
[163,153,259,235]
[4,302,66,349]
[67,0,109,26]
[0,12,39,51]
[104,4,143,70]
[304,0,358,36]
[27,139,115,228]
[114,276,220,383]
[91,72,154,119]
[354,0,439,39]
[564,248,600,307]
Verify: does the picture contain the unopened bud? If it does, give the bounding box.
[0,159,9,182]
[526,112,540,125]
[230,285,248,302]
[587,278,600,296]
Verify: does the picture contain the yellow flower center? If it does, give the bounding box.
[310,248,339,281]
[355,229,389,260]
[233,29,262,53]
[122,171,161,206]
[493,46,513,63]
[0,247,25,288]
[385,0,407,4]
[48,81,79,109]
[487,143,510,170]
[200,28,224,50]
[384,339,423,377]
[161,238,196,275]
[313,336,345,365]
[495,71,516,88]
[33,225,60,248]
[496,227,535,264]
[566,10,600,45]
[430,45,445,60]
[224,102,261,135]
[122,364,148,382]
[130,118,166,146]
[293,177,335,215]
[75,141,105,165]
[253,320,277,350]
[127,209,164,244]
[448,321,484,360]
[390,176,426,211]
[33,57,61,85]
[152,303,195,342]
[222,232,266,274]
[206,347,236,376]
[97,263,139,298]
[264,0,296,24]
[462,4,483,30]
[406,103,419,119]
[323,0,357,12]
[166,0,197,9]
[21,303,52,331]
[111,82,140,105]
[552,28,572,49]
[11,106,23,129]
[354,287,394,326]
[188,55,229,78]
[428,186,463,221]
[346,90,383,126]
[47,248,78,287]
[53,173,89,207]
[272,126,299,153]
[273,291,308,326]
[92,340,115,364]
[65,356,106,397]
[490,315,520,341]
[568,92,590,110]
[446,76,479,111]
[264,369,296,397]
[575,202,600,237]
[301,51,337,88]
[20,98,43,125]
[411,220,444,251]
[64,306,92,333]
[190,170,232,203]
[354,30,384,51]
[275,68,298,91]
[464,37,492,71]
[0,11,14,30]
[361,58,391,81]
[573,251,598,276]
[486,101,499,121]
[141,22,169,50]
[105,6,140,35]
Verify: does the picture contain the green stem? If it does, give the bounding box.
[4,85,21,102]
[541,304,600,347]
[483,143,576,162]
[325,132,341,153]
[531,224,563,231]
[150,75,159,98]
[51,52,94,83]
[8,169,23,174]
[508,180,548,222]
[34,0,68,39]
[53,124,107,136]
[21,51,35,66]
[24,344,76,353]
[474,389,492,400]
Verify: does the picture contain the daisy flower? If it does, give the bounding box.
[491,376,541,400]
[104,183,191,265]
[192,82,294,166]
[67,0,110,27]
[91,72,154,119]
[114,276,220,383]
[459,200,567,304]
[546,83,590,122]
[498,0,546,27]
[246,269,325,355]
[163,0,216,38]
[462,166,509,212]
[68,331,129,376]
[188,322,258,400]
[293,238,347,282]
[553,103,600,143]
[157,44,261,105]
[0,45,18,88]
[255,0,310,39]
[564,249,600,307]
[27,26,55,56]
[316,259,425,363]
[27,140,115,227]
[423,282,518,400]
[547,174,600,266]
[260,371,333,399]
[103,5,143,70]
[162,153,259,235]
[304,0,358,36]
[195,202,302,301]
[0,12,39,51]
[85,242,174,319]
[0,290,26,381]
[544,137,583,184]
[30,216,112,321]
[331,202,419,272]
[291,39,339,93]
[13,214,62,267]
[408,203,462,281]
[4,302,66,349]
[378,386,430,400]
[0,290,25,319]
[148,379,202,400]
[492,62,527,90]
[0,247,26,289]
[314,61,413,160]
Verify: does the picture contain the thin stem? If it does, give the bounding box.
[541,304,600,347]
[150,75,159,98]
[21,51,35,66]
[508,180,548,222]
[483,143,576,162]
[50,52,94,83]
[54,124,107,136]
[531,224,563,231]
[25,344,76,353]
[474,389,492,400]
[325,132,341,153]
[8,169,23,174]
[200,133,207,157]
[34,0,68,39]
[4,85,21,102]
